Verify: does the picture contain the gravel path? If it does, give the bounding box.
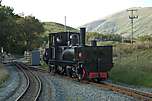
[0,64,27,101]
[42,73,137,101]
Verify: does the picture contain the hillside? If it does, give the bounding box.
[42,22,78,36]
[84,7,152,38]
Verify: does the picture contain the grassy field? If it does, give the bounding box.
[0,64,9,87]
[110,43,152,87]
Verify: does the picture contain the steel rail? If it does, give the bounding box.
[30,69,42,101]
[98,81,152,101]
[14,62,42,101]
[14,63,30,101]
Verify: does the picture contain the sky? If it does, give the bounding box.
[2,0,152,27]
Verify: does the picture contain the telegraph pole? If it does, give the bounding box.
[127,9,138,44]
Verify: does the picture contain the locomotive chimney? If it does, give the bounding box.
[80,28,86,46]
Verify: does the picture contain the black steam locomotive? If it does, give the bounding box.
[43,28,113,81]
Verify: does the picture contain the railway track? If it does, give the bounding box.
[22,65,152,101]
[93,81,152,101]
[14,62,42,101]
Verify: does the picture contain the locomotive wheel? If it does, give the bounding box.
[51,65,58,75]
[65,67,73,77]
[77,67,86,81]
[49,65,52,73]
[78,74,82,81]
[49,65,55,73]
[93,78,101,83]
[57,66,66,75]
[71,68,77,78]
[61,66,66,75]
[97,78,101,83]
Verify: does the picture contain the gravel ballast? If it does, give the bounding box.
[42,73,137,101]
[1,63,150,101]
[0,64,27,101]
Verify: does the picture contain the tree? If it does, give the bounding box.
[17,16,44,51]
[86,32,101,42]
[86,32,122,43]
[0,5,44,54]
[0,5,17,53]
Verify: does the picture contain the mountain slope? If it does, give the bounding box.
[84,7,152,38]
[83,19,106,32]
[42,22,78,36]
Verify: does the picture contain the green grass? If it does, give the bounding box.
[0,64,9,87]
[40,60,49,70]
[110,48,152,87]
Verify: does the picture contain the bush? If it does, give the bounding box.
[138,35,152,42]
[114,42,152,58]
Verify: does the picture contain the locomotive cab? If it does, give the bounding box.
[70,34,79,46]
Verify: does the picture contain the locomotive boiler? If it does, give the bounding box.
[43,28,113,81]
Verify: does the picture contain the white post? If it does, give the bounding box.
[1,47,3,53]
[64,16,67,32]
